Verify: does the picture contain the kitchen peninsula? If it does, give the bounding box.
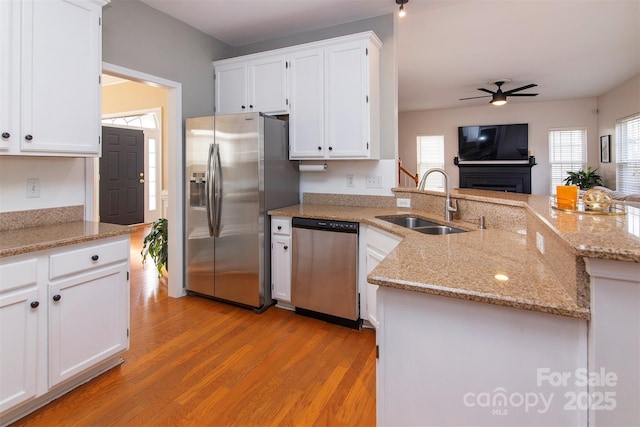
[0,207,133,425]
[269,188,640,426]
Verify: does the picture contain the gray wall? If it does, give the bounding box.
[234,14,396,160]
[102,0,232,118]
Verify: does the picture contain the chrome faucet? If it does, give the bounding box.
[418,168,458,222]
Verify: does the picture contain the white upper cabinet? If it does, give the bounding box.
[325,39,379,159]
[289,48,324,158]
[0,0,107,157]
[214,53,289,115]
[213,31,381,160]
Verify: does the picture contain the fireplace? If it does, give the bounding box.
[456,160,535,194]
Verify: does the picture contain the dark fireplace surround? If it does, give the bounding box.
[454,157,536,194]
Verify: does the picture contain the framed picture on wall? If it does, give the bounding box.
[600,135,611,163]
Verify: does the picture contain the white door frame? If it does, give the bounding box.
[86,62,184,298]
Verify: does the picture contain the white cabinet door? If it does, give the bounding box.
[19,0,102,156]
[0,257,40,413]
[215,61,247,115]
[289,48,325,159]
[48,263,129,388]
[325,41,370,158]
[271,235,292,303]
[248,55,288,114]
[365,247,384,329]
[0,0,19,152]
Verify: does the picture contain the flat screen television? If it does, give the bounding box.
[458,123,529,161]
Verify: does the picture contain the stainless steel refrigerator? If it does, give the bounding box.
[185,112,299,312]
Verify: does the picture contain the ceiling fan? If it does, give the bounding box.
[459,79,538,106]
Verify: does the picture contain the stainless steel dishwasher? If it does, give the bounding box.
[291,217,360,328]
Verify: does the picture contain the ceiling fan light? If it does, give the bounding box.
[491,93,507,106]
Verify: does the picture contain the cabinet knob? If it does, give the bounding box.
[91,254,99,261]
[317,146,322,151]
[328,146,333,151]
[241,105,246,109]
[277,226,282,230]
[24,134,33,141]
[30,301,40,309]
[1,132,9,139]
[52,294,61,302]
[249,104,254,109]
[283,245,288,250]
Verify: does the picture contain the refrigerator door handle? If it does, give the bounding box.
[205,143,216,237]
[213,143,223,238]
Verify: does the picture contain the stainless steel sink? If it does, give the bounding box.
[377,216,440,228]
[377,216,466,235]
[413,225,466,235]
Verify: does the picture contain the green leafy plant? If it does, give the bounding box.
[141,218,168,277]
[563,166,604,190]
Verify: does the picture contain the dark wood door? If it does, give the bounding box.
[100,126,145,225]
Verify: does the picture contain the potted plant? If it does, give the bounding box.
[141,218,168,277]
[563,166,604,190]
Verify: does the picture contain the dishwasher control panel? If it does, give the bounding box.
[292,217,359,233]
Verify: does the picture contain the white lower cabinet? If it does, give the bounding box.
[271,217,292,307]
[364,226,401,329]
[0,257,40,413]
[0,235,129,424]
[49,263,129,387]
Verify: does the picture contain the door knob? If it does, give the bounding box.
[139,172,144,177]
[139,179,145,184]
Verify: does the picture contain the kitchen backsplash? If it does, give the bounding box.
[0,205,84,232]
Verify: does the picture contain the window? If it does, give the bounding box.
[616,114,640,194]
[417,135,445,190]
[548,128,586,194]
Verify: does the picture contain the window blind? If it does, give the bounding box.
[417,135,444,190]
[616,114,640,194]
[548,129,586,194]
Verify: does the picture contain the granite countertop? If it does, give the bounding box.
[0,221,135,258]
[269,190,640,320]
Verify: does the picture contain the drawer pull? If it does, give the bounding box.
[1,132,9,139]
[277,226,282,230]
[283,245,288,250]
[52,294,61,302]
[30,301,39,309]
[24,134,33,141]
[91,255,99,261]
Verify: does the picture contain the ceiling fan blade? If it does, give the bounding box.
[506,93,539,97]
[504,83,538,94]
[459,95,492,100]
[477,88,495,94]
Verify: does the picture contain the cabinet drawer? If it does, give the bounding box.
[50,239,129,279]
[271,218,291,236]
[0,258,38,293]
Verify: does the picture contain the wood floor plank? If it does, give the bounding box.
[11,226,376,426]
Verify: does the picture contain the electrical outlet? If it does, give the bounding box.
[365,175,382,188]
[26,178,40,198]
[346,174,355,187]
[396,198,411,208]
[536,232,544,254]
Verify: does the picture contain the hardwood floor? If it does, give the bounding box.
[13,226,376,426]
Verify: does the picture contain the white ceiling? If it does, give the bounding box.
[139,0,640,112]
